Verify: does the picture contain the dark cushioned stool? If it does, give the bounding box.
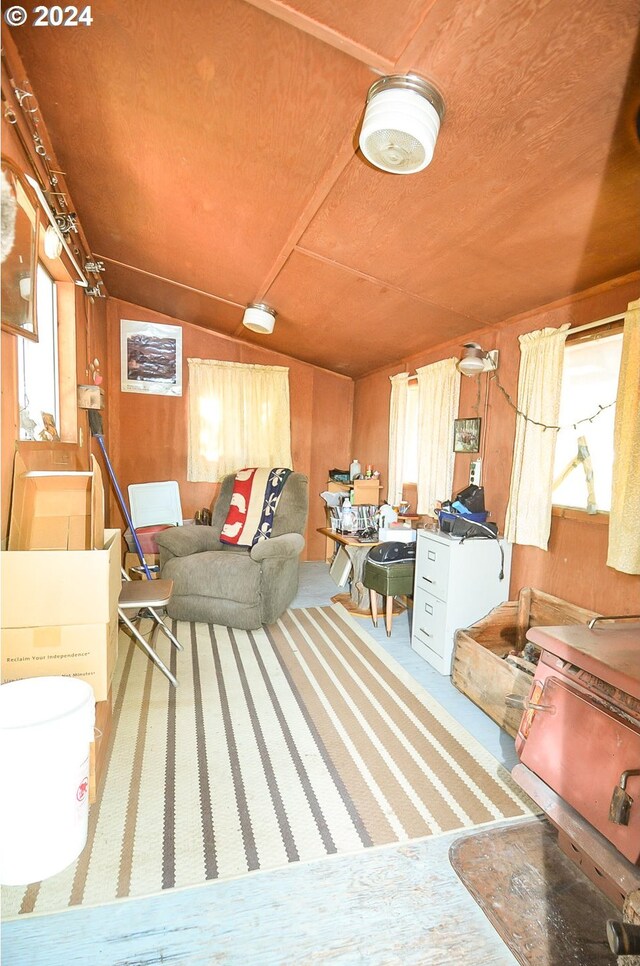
[362,557,415,637]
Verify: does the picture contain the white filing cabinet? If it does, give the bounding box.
[411,528,512,675]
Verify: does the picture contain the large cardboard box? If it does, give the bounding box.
[8,445,104,552]
[1,528,121,700]
[1,608,118,701]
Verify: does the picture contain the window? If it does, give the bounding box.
[18,263,59,440]
[552,329,623,513]
[187,359,292,480]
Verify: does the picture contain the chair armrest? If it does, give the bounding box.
[156,526,224,562]
[250,533,305,562]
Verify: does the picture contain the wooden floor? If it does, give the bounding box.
[3,563,523,966]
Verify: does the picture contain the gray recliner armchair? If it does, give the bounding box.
[155,471,308,628]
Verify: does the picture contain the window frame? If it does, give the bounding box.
[551,319,624,523]
[14,227,78,444]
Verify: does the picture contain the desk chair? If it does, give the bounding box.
[119,569,182,687]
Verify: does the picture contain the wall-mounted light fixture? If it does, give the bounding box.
[43,224,63,260]
[457,343,499,377]
[242,302,277,335]
[359,73,445,175]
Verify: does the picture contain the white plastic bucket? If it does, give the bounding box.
[0,676,95,885]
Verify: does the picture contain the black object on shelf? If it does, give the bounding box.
[455,484,485,513]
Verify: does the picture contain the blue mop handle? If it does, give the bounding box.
[93,433,153,579]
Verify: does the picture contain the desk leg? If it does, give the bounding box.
[346,545,373,611]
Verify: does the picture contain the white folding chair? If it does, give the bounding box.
[118,568,182,687]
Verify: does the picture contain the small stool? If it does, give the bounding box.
[362,557,415,637]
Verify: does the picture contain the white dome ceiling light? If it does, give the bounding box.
[242,302,277,335]
[359,74,445,175]
[457,343,499,377]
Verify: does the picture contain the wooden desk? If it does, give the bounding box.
[318,527,404,619]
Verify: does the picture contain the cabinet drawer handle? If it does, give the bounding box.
[422,576,434,584]
[420,628,433,638]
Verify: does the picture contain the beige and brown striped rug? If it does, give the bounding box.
[2,604,534,918]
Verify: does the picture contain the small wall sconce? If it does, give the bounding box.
[242,302,277,335]
[43,224,63,260]
[457,343,499,377]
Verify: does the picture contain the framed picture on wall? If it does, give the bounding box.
[120,319,182,395]
[453,417,481,453]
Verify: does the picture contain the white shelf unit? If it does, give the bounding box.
[411,528,512,675]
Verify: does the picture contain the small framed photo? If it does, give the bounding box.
[120,319,182,396]
[453,417,481,453]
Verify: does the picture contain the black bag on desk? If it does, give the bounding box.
[450,518,498,539]
[367,541,416,564]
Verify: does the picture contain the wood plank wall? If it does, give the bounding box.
[351,275,640,615]
[103,299,353,562]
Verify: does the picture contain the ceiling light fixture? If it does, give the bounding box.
[242,302,277,335]
[457,343,499,377]
[359,73,445,175]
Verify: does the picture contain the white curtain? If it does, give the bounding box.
[387,372,409,507]
[607,298,640,574]
[187,359,292,481]
[416,358,461,517]
[504,325,569,549]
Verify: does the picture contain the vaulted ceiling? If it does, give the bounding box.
[6,0,640,376]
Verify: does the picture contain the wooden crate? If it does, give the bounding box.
[452,588,599,737]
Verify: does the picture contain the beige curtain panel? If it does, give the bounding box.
[416,358,461,517]
[607,299,640,574]
[187,359,292,481]
[504,324,569,550]
[387,372,410,508]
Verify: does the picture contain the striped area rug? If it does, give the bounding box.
[2,604,534,918]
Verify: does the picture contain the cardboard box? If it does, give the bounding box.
[8,446,104,551]
[2,528,121,628]
[1,605,119,701]
[90,688,113,804]
[124,551,160,578]
[1,526,121,701]
[351,479,381,506]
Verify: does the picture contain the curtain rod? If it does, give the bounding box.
[568,313,624,335]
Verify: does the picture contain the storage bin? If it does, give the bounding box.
[437,509,488,533]
[452,587,599,736]
[0,676,95,884]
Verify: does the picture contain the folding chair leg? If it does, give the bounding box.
[119,608,178,687]
[146,606,183,651]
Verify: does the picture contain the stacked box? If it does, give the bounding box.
[1,445,121,702]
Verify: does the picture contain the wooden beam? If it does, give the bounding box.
[241,0,393,73]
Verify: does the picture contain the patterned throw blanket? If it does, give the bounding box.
[220,467,292,547]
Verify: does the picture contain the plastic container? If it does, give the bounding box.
[438,510,488,534]
[349,459,361,481]
[0,676,95,885]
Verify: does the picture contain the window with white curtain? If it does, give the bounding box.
[187,359,292,481]
[552,330,623,513]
